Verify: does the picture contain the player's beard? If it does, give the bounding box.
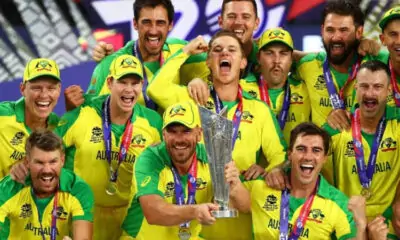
[323,39,360,65]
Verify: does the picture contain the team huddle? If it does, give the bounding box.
[0,0,400,239]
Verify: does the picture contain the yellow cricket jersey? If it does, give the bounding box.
[120,142,212,240]
[55,94,162,208]
[0,168,94,239]
[245,175,357,240]
[241,74,311,143]
[0,98,59,179]
[148,48,287,240]
[296,52,357,127]
[87,38,209,105]
[323,105,400,238]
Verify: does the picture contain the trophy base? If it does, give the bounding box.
[211,209,238,218]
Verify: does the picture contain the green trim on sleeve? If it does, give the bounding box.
[0,217,10,239]
[322,123,341,137]
[184,52,207,64]
[134,104,163,137]
[0,101,17,117]
[297,51,326,68]
[121,197,145,237]
[166,37,188,46]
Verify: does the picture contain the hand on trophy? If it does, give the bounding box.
[194,203,219,225]
[188,78,210,106]
[225,161,241,187]
[242,164,266,180]
[264,166,290,190]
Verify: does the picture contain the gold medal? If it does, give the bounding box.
[178,227,191,240]
[106,182,117,195]
[361,187,371,200]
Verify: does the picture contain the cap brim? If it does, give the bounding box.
[379,14,400,30]
[259,40,293,51]
[115,73,143,81]
[162,120,195,130]
[25,74,61,82]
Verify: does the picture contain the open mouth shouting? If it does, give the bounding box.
[220,59,232,75]
[233,29,245,39]
[299,163,315,177]
[362,98,378,110]
[330,42,345,55]
[121,95,135,108]
[36,101,51,110]
[146,35,162,49]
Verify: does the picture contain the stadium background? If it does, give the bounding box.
[0,0,397,115]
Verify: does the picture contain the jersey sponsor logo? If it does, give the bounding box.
[10,131,25,146]
[308,209,325,223]
[241,111,254,123]
[169,105,186,117]
[345,141,355,157]
[90,126,103,143]
[20,203,33,218]
[10,150,25,161]
[24,222,60,237]
[267,218,310,238]
[351,162,392,174]
[131,134,147,148]
[91,78,97,85]
[314,75,326,90]
[263,194,278,211]
[96,150,136,163]
[205,100,215,110]
[55,206,68,220]
[380,137,397,152]
[57,118,68,127]
[141,176,151,187]
[248,90,258,99]
[290,93,304,104]
[164,181,175,198]
[196,178,207,190]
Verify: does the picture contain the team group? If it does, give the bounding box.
[0,0,400,239]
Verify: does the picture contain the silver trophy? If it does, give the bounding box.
[199,106,238,218]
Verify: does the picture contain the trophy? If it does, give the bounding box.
[199,106,238,218]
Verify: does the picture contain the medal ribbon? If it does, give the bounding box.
[258,76,291,129]
[171,154,198,229]
[102,96,134,183]
[389,60,400,107]
[351,108,386,189]
[323,57,360,109]
[210,86,243,148]
[133,41,163,110]
[33,188,58,240]
[279,178,319,240]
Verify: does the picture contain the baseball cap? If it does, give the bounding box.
[23,58,61,83]
[258,28,294,51]
[109,54,144,80]
[163,101,200,129]
[379,7,400,31]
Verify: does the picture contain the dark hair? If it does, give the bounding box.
[322,0,364,27]
[221,0,258,18]
[358,60,391,80]
[133,0,174,24]
[289,123,331,155]
[25,129,64,156]
[208,30,245,57]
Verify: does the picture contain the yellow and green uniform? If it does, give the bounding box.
[87,38,209,101]
[363,50,400,107]
[323,105,400,239]
[245,175,356,240]
[0,98,59,179]
[55,94,162,240]
[241,74,310,142]
[120,142,212,240]
[148,48,287,240]
[296,52,359,127]
[0,168,94,240]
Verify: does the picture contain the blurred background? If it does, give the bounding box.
[0,0,398,114]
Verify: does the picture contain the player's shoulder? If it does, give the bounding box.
[59,168,92,196]
[298,51,326,67]
[166,37,188,46]
[0,100,17,117]
[318,175,350,208]
[134,104,162,128]
[0,175,25,203]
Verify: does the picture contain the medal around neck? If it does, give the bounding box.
[361,187,371,200]
[106,181,117,196]
[178,227,191,240]
[199,106,238,218]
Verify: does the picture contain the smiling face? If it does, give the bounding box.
[380,19,400,64]
[27,146,64,198]
[107,74,143,113]
[20,77,61,120]
[321,13,362,65]
[207,35,247,85]
[163,124,201,165]
[219,1,259,45]
[258,43,292,88]
[355,68,390,119]
[133,5,173,58]
[289,134,327,186]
